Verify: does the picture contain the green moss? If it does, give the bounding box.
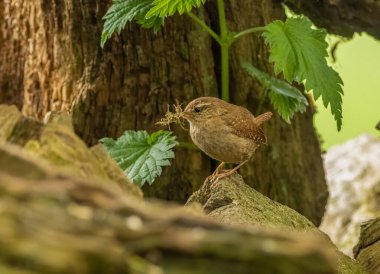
[0,105,22,144]
[188,174,367,273]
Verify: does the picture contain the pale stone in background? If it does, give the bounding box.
[321,134,380,256]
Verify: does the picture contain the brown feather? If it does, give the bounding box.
[224,106,267,144]
[183,97,272,165]
[254,112,272,126]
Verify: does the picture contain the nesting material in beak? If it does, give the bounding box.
[155,103,187,129]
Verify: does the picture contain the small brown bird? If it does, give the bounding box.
[183,97,272,182]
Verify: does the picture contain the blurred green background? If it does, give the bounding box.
[314,33,380,150]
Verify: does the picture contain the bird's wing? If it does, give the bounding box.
[224,108,267,144]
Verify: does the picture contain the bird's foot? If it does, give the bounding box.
[208,169,237,183]
[206,162,225,182]
[207,160,249,183]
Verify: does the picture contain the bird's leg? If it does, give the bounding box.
[211,160,248,183]
[207,162,225,182]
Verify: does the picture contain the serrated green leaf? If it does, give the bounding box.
[101,0,164,47]
[100,130,178,187]
[268,91,307,123]
[242,62,307,123]
[146,0,206,18]
[263,16,343,130]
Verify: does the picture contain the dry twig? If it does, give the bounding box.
[156,102,187,130]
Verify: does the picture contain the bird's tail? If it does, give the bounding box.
[254,112,272,126]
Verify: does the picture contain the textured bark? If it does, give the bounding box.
[287,0,380,40]
[354,218,380,274]
[0,0,24,107]
[0,0,328,224]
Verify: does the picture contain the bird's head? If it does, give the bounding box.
[183,97,227,125]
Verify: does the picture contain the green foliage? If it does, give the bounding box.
[146,0,206,18]
[263,16,343,130]
[100,130,178,187]
[101,1,345,130]
[242,63,307,123]
[101,0,205,47]
[101,0,163,47]
[99,1,347,187]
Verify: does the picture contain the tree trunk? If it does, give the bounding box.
[0,0,327,225]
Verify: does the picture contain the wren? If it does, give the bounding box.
[183,97,272,182]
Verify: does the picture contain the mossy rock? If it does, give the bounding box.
[0,105,141,198]
[187,175,367,274]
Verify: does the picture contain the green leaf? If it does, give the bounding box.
[100,130,178,187]
[146,0,206,18]
[101,0,164,47]
[268,92,307,123]
[263,16,343,130]
[242,62,308,123]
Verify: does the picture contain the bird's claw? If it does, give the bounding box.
[207,169,237,183]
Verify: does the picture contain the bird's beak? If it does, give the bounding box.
[182,111,192,121]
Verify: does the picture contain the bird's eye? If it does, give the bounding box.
[194,107,201,113]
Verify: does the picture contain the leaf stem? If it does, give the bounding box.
[217,0,230,102]
[233,26,266,41]
[187,12,222,45]
[217,0,228,40]
[220,44,230,102]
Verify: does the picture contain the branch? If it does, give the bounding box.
[233,26,266,41]
[187,12,222,45]
[286,0,380,40]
